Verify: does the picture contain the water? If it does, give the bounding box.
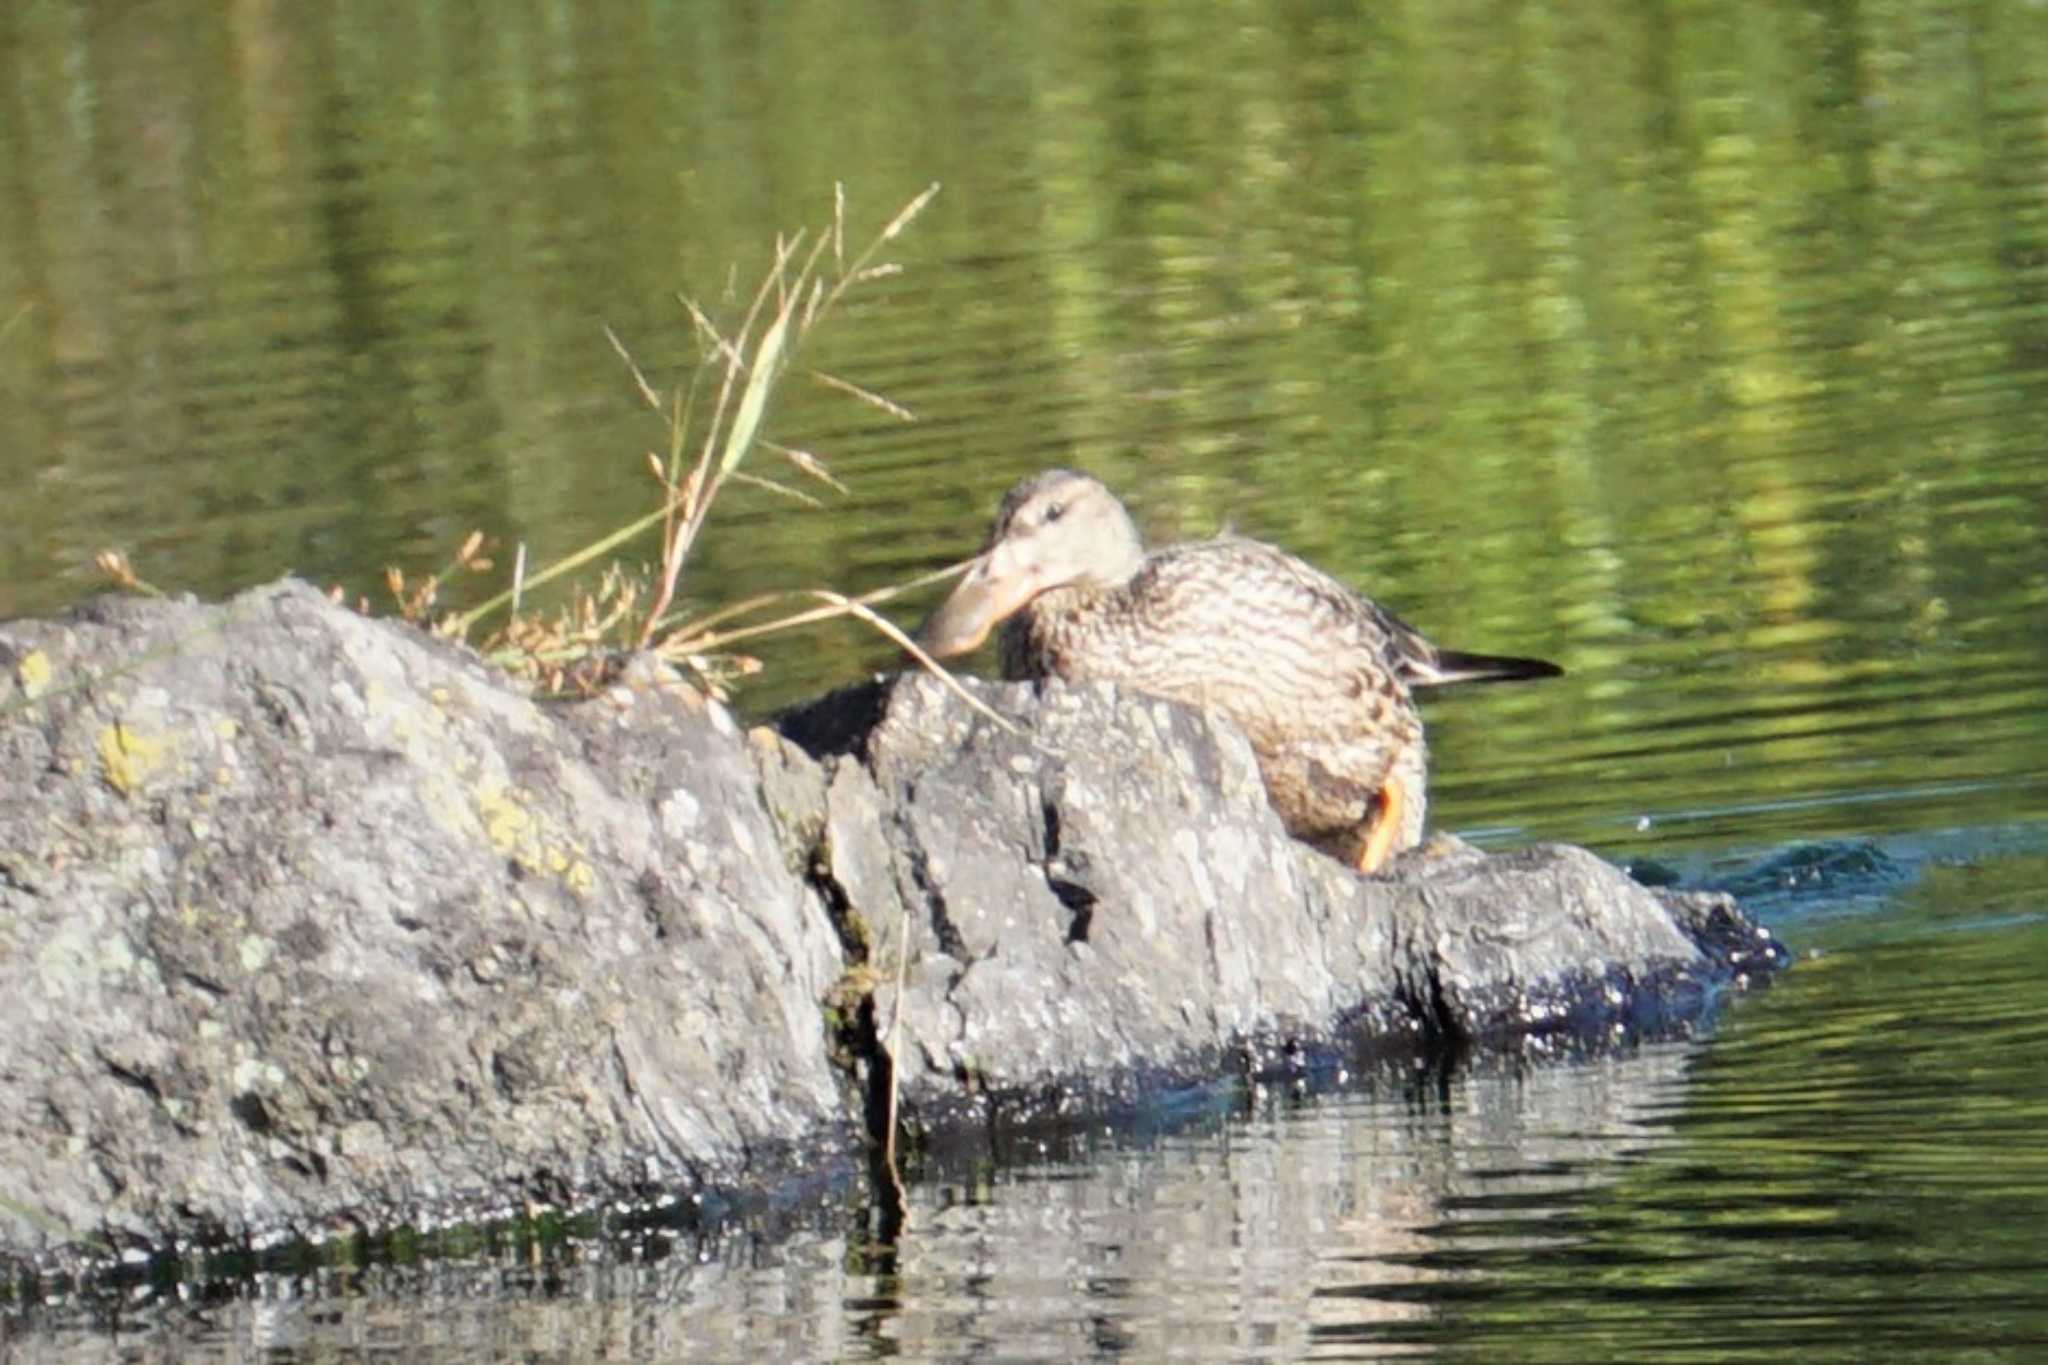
[7,1,2048,1359]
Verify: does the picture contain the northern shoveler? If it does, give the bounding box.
[914,469,1561,873]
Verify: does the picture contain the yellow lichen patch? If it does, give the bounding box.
[97,724,169,797]
[476,783,537,857]
[474,782,594,895]
[558,854,596,895]
[16,649,53,699]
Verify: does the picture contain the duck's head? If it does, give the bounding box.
[914,469,1145,657]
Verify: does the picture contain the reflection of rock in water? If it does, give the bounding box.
[848,1044,1699,1358]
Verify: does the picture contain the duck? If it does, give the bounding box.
[913,469,1561,874]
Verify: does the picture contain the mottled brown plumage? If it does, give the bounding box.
[914,469,1561,872]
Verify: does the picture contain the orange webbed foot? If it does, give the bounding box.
[1352,776,1407,875]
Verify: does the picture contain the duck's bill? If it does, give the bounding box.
[913,548,1042,657]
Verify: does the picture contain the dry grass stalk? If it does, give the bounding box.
[93,550,162,598]
[94,186,1007,734]
[404,184,983,713]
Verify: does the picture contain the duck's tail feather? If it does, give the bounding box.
[1408,648,1564,688]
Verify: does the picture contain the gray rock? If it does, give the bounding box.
[776,673,1782,1116]
[0,581,1783,1265]
[0,582,848,1259]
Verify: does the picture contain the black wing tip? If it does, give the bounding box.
[1430,650,1565,684]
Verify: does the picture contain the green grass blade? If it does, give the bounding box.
[716,298,792,484]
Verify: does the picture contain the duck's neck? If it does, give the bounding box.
[1036,574,1124,617]
[998,577,1131,680]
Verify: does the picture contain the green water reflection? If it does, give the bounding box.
[1401,856,2048,1362]
[4,0,2045,855]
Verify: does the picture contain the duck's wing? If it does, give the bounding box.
[1125,535,1559,691]
[1221,538,1561,687]
[1138,537,1379,644]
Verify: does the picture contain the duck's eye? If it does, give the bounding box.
[1043,500,1066,525]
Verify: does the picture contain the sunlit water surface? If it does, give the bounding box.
[6,0,2048,1359]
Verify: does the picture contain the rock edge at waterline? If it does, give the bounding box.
[0,580,1783,1264]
